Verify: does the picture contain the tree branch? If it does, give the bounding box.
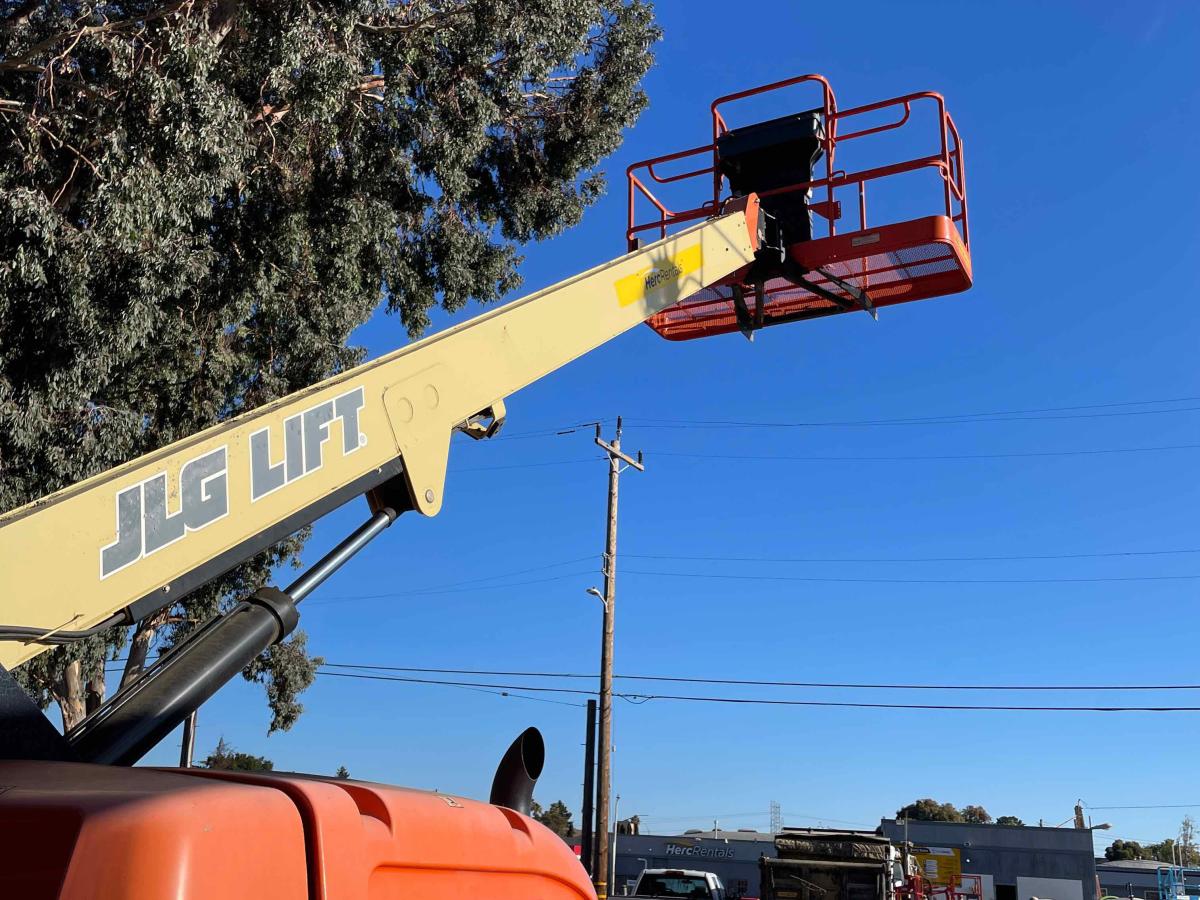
[0,0,191,73]
[1,0,41,29]
[354,7,470,35]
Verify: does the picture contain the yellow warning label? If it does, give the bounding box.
[914,848,962,885]
[614,243,703,308]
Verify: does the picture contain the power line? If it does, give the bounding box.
[309,571,592,603]
[309,555,597,603]
[108,658,1200,693]
[322,670,583,708]
[454,457,603,472]
[628,412,1200,434]
[622,404,1200,430]
[495,419,615,441]
[622,568,1200,585]
[315,671,1200,712]
[458,685,585,708]
[487,396,1200,441]
[783,813,877,827]
[635,810,874,828]
[638,816,768,825]
[641,444,1200,463]
[450,443,1200,472]
[348,554,594,595]
[309,543,1200,604]
[790,396,1200,420]
[625,548,1200,565]
[102,662,584,709]
[1088,804,1200,811]
[320,663,1200,693]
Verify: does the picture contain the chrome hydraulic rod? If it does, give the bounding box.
[285,509,396,603]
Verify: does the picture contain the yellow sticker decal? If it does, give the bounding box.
[614,243,703,308]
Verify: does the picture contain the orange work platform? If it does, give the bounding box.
[626,74,972,340]
[0,761,594,900]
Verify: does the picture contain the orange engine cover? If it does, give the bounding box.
[0,761,597,900]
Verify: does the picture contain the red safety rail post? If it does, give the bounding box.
[958,875,983,900]
[626,73,971,341]
[946,112,969,247]
[626,77,967,256]
[829,90,969,253]
[625,142,713,250]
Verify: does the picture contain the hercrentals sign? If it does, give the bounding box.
[664,843,735,859]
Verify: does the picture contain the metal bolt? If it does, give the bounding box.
[424,489,435,503]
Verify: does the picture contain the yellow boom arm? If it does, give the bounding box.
[0,206,758,667]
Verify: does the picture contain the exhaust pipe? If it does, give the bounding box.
[489,727,545,816]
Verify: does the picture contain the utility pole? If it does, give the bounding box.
[593,417,643,900]
[179,709,197,768]
[581,698,597,876]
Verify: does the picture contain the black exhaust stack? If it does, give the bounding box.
[489,727,545,816]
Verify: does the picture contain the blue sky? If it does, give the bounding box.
[141,0,1200,853]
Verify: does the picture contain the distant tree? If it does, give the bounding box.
[961,806,993,825]
[1181,817,1198,866]
[202,737,273,772]
[335,766,350,779]
[1146,839,1178,863]
[533,800,575,841]
[995,816,1025,827]
[1104,840,1148,861]
[897,799,964,823]
[1144,826,1200,867]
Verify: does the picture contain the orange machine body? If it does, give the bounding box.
[0,760,595,900]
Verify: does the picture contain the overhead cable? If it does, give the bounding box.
[315,671,1200,712]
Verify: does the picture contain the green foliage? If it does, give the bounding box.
[2,0,658,730]
[995,816,1025,827]
[961,805,992,825]
[1106,818,1199,865]
[895,800,995,824]
[335,765,350,779]
[532,799,575,841]
[897,799,965,823]
[202,736,273,771]
[1142,838,1199,866]
[1148,839,1177,863]
[1104,840,1147,861]
[242,629,322,733]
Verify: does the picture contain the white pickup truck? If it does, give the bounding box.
[631,868,728,900]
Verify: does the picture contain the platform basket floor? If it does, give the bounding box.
[647,215,971,340]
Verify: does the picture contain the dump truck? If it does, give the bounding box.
[759,830,917,900]
[0,72,970,899]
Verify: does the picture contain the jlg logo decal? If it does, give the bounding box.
[248,387,366,501]
[100,448,230,579]
[100,386,366,579]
